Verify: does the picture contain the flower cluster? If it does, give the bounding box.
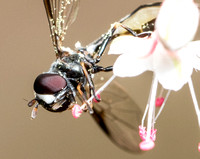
[108,0,200,151]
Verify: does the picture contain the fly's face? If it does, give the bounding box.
[34,73,69,110]
[34,74,67,100]
[29,53,86,114]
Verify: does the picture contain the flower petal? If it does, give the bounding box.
[154,43,193,91]
[156,0,199,50]
[184,41,200,70]
[113,53,153,77]
[108,35,154,57]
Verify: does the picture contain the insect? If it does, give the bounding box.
[28,0,161,152]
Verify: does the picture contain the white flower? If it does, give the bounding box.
[109,34,200,91]
[156,0,199,50]
[108,0,200,151]
[108,0,200,91]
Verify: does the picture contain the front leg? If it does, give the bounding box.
[77,83,94,114]
[92,65,113,73]
[80,62,101,102]
[85,22,151,64]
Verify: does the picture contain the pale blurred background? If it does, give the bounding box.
[0,0,200,159]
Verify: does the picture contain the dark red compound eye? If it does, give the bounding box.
[34,73,67,94]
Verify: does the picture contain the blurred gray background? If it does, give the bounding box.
[0,0,200,158]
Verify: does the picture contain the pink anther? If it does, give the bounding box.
[72,104,83,118]
[198,142,200,152]
[139,126,147,141]
[139,125,157,141]
[93,93,101,103]
[155,97,164,107]
[150,128,157,141]
[139,140,155,151]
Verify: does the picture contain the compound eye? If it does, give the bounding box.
[34,73,67,94]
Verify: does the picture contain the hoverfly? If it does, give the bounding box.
[28,0,161,153]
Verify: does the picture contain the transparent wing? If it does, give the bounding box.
[43,0,80,55]
[115,2,161,35]
[85,2,160,59]
[92,77,143,153]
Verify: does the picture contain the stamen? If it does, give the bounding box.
[198,143,200,152]
[72,104,83,118]
[139,139,155,151]
[93,93,101,103]
[188,78,200,127]
[146,76,158,140]
[141,103,150,127]
[141,75,156,127]
[155,87,165,107]
[139,75,158,151]
[139,125,157,142]
[80,75,116,112]
[158,87,164,97]
[155,97,165,107]
[154,90,171,122]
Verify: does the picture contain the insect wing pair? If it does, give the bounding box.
[28,0,161,153]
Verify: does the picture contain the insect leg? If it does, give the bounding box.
[90,22,141,63]
[77,83,94,113]
[80,62,101,102]
[92,65,113,73]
